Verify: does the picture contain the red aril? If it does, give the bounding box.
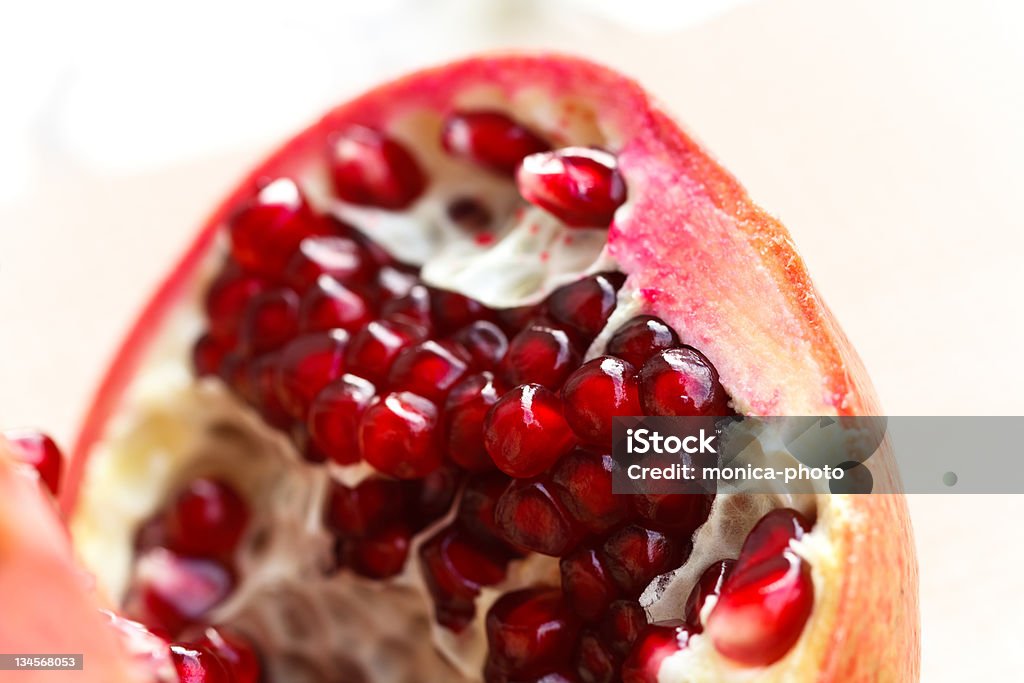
[163,478,249,558]
[307,373,376,464]
[444,372,505,471]
[560,357,641,448]
[484,384,576,478]
[328,125,426,209]
[442,110,550,176]
[3,429,63,495]
[343,319,427,384]
[485,588,579,679]
[358,391,442,478]
[517,148,626,227]
[274,329,349,418]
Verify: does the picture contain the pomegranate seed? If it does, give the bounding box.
[228,178,330,277]
[375,264,420,302]
[601,600,647,656]
[484,384,576,478]
[551,449,630,534]
[546,273,625,339]
[575,630,618,683]
[382,284,433,330]
[4,429,63,495]
[238,289,300,355]
[307,374,376,465]
[684,559,735,632]
[169,644,232,683]
[502,323,580,390]
[192,334,230,377]
[620,624,691,683]
[495,304,540,336]
[561,357,641,448]
[457,471,514,543]
[420,525,510,631]
[299,275,372,332]
[444,372,505,471]
[447,196,494,230]
[387,340,471,401]
[348,521,412,578]
[164,478,249,558]
[328,125,426,209]
[706,552,814,666]
[452,320,509,369]
[245,353,293,429]
[284,235,376,291]
[324,477,404,538]
[441,110,550,176]
[486,588,579,679]
[517,148,626,228]
[194,628,260,683]
[560,546,620,621]
[429,287,494,334]
[204,267,269,342]
[606,316,679,369]
[402,463,463,531]
[344,319,427,384]
[495,478,583,556]
[128,548,233,637]
[600,524,689,597]
[736,508,813,568]
[631,488,713,535]
[274,330,348,418]
[638,347,730,417]
[359,391,442,479]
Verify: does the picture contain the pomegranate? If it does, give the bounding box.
[1,54,917,682]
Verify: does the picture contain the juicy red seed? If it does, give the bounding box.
[387,340,471,401]
[299,275,372,333]
[194,628,261,683]
[344,319,427,384]
[348,521,412,578]
[684,559,736,632]
[561,357,641,448]
[284,235,376,291]
[164,478,249,558]
[381,284,433,329]
[600,524,690,597]
[458,471,514,543]
[359,391,442,479]
[429,288,494,334]
[631,490,713,535]
[452,320,509,369]
[204,268,269,342]
[551,449,630,534]
[441,110,550,176]
[307,374,376,465]
[228,178,331,277]
[274,330,348,418]
[444,372,504,471]
[324,477,404,538]
[447,196,494,230]
[546,273,625,339]
[420,525,510,632]
[402,463,463,531]
[620,624,691,683]
[375,264,420,302]
[575,631,618,683]
[606,316,680,369]
[128,548,233,637]
[495,304,540,335]
[3,430,63,495]
[517,148,626,228]
[736,508,813,568]
[218,352,249,396]
[486,588,579,678]
[246,353,292,429]
[169,644,232,683]
[501,324,581,390]
[484,384,576,478]
[328,125,426,209]
[706,552,814,666]
[601,600,647,656]
[192,333,230,377]
[638,347,730,417]
[560,546,620,621]
[495,478,583,556]
[239,289,300,355]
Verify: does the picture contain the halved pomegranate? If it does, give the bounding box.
[3,54,918,682]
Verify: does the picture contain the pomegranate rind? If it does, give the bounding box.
[65,53,919,681]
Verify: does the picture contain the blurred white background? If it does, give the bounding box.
[1,0,1022,679]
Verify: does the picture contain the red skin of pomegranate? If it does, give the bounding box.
[43,54,916,682]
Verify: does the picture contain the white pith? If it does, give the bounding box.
[69,102,837,683]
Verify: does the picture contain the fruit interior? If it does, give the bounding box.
[66,61,850,683]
